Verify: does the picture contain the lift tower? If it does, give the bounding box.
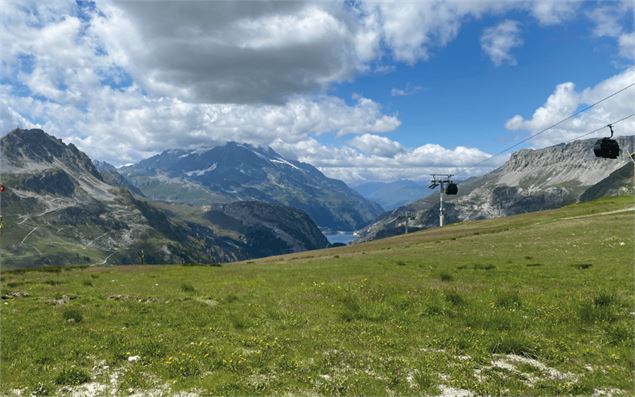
[428,174,456,227]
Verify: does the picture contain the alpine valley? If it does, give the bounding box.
[0,129,330,268]
[2,129,633,269]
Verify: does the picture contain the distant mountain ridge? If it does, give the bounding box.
[120,142,383,230]
[360,136,635,240]
[93,160,145,197]
[353,179,431,210]
[0,129,329,268]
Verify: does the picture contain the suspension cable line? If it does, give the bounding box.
[454,81,635,176]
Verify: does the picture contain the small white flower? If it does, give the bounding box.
[127,355,140,363]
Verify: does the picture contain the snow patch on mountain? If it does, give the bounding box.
[271,158,301,170]
[185,163,217,177]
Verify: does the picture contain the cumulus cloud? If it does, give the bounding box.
[0,91,35,133]
[586,1,635,61]
[360,0,512,64]
[529,0,579,25]
[619,32,635,61]
[355,0,578,65]
[92,0,376,104]
[349,134,404,157]
[0,85,400,164]
[505,67,635,147]
[272,136,494,183]
[481,20,523,66]
[587,5,624,38]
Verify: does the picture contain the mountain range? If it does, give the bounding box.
[2,128,632,268]
[0,129,329,268]
[119,143,383,231]
[360,136,635,240]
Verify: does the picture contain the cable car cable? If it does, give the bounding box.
[493,81,635,156]
[452,82,635,177]
[565,113,634,142]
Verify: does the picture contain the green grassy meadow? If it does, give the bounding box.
[1,196,634,396]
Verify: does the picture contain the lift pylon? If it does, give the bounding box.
[428,174,456,227]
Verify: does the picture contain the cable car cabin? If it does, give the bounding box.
[593,138,620,159]
[445,183,458,195]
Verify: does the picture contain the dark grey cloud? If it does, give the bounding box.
[98,0,366,104]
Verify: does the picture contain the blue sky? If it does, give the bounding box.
[1,0,634,183]
[330,7,630,151]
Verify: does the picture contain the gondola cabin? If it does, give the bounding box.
[593,138,620,159]
[445,182,458,195]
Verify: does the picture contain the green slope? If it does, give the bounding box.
[580,162,634,202]
[1,196,633,396]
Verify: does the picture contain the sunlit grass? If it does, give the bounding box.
[1,196,633,396]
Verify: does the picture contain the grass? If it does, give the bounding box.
[0,196,633,396]
[180,283,196,293]
[61,308,83,323]
[54,368,91,386]
[495,292,522,308]
[439,272,454,282]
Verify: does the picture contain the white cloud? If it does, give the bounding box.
[505,81,578,131]
[272,136,493,183]
[505,67,635,147]
[0,85,400,165]
[349,134,404,157]
[390,84,423,97]
[357,0,578,65]
[481,20,523,66]
[361,0,512,64]
[530,0,579,25]
[0,91,35,133]
[619,32,635,61]
[586,1,635,61]
[587,5,624,38]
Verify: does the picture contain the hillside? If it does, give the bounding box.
[0,129,329,268]
[1,196,632,396]
[580,162,634,202]
[120,142,383,230]
[360,136,635,240]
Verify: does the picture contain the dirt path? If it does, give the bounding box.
[562,206,635,221]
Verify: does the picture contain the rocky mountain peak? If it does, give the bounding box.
[1,128,101,179]
[1,128,114,202]
[122,141,383,230]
